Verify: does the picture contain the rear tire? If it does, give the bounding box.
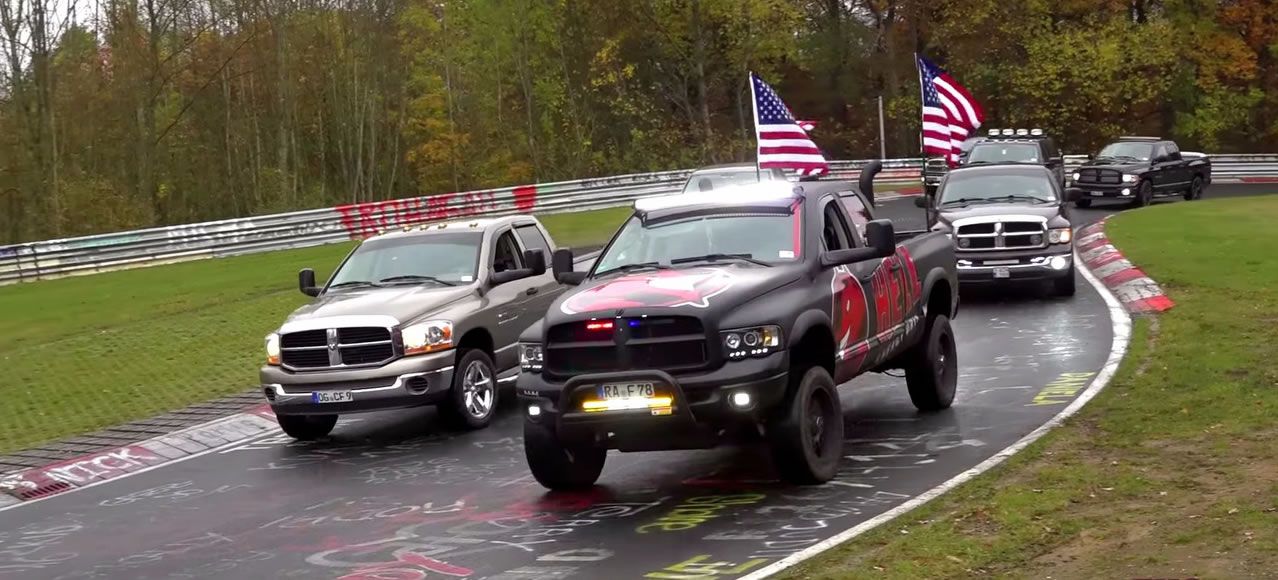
[904,315,958,412]
[1074,198,1092,209]
[769,366,843,485]
[1184,176,1203,201]
[1054,266,1077,297]
[524,420,606,490]
[277,414,337,440]
[439,349,498,430]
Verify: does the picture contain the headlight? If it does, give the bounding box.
[401,320,453,356]
[722,325,782,359]
[1048,228,1073,244]
[1122,174,1138,183]
[519,343,544,372]
[265,333,281,366]
[1071,172,1081,181]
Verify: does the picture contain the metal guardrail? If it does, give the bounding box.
[924,153,1278,184]
[2,154,1276,285]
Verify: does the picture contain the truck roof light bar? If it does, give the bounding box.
[634,183,802,212]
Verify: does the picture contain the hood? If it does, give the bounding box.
[936,203,1062,226]
[283,284,475,327]
[1079,159,1147,172]
[550,264,798,323]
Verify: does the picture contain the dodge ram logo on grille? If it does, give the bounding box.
[560,268,736,315]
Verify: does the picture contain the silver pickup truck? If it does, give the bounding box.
[260,216,567,440]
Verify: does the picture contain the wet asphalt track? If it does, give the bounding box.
[0,184,1268,580]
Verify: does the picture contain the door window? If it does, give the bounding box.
[822,199,856,250]
[492,231,523,273]
[515,224,551,257]
[838,192,871,243]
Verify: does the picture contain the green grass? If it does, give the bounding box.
[0,207,631,454]
[784,195,1278,579]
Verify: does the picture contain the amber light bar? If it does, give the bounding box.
[581,396,673,412]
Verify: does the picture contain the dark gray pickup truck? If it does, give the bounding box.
[516,174,959,490]
[260,216,566,440]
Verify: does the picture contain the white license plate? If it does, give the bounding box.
[1089,191,1106,197]
[311,391,353,404]
[599,382,656,400]
[993,267,1011,279]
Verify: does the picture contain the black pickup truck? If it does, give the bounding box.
[516,170,959,489]
[1071,137,1212,208]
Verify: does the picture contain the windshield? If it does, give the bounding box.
[594,212,800,274]
[682,170,781,194]
[328,232,482,288]
[939,173,1057,205]
[1097,142,1153,161]
[968,143,1040,164]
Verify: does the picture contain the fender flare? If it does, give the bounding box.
[920,267,957,321]
[787,308,834,351]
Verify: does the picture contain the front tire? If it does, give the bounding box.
[904,314,958,412]
[1075,198,1092,209]
[439,349,498,430]
[1184,176,1203,201]
[769,366,843,485]
[524,420,606,490]
[1133,180,1152,208]
[277,414,337,440]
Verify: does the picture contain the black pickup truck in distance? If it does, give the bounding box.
[1071,137,1212,208]
[516,174,959,489]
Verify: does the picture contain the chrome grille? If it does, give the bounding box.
[280,326,395,370]
[955,219,1047,252]
[1078,168,1121,184]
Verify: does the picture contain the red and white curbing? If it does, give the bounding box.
[0,405,278,507]
[1075,218,1174,314]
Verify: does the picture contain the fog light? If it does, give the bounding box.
[730,391,752,408]
[1049,256,1069,270]
[1121,188,1131,196]
[527,405,541,417]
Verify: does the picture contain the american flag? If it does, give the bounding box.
[917,55,985,167]
[751,72,829,176]
[796,119,817,132]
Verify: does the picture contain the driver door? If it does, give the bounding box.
[485,228,542,371]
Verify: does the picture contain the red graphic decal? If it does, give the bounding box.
[561,268,735,315]
[513,185,538,212]
[831,265,869,378]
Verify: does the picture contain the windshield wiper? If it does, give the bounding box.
[377,275,456,287]
[328,280,379,289]
[670,253,771,267]
[940,197,997,207]
[985,194,1053,204]
[593,261,670,277]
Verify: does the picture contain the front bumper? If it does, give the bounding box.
[518,351,789,451]
[1071,184,1135,199]
[260,349,456,416]
[957,248,1073,283]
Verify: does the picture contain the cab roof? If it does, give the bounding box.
[946,162,1054,178]
[635,180,859,222]
[368,215,534,241]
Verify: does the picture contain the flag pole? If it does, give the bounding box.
[748,71,762,183]
[914,53,925,159]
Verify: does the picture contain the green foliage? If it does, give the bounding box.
[1,0,1277,244]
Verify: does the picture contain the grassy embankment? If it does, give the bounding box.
[0,207,631,454]
[785,196,1278,579]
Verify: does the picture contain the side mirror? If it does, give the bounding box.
[913,195,929,209]
[820,219,895,267]
[1087,153,1095,161]
[524,249,546,276]
[552,248,586,285]
[299,268,320,297]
